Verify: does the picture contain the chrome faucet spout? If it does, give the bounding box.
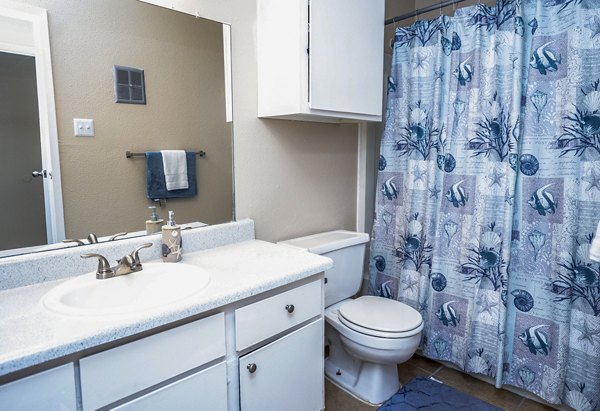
[114,254,136,276]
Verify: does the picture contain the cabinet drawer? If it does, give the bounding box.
[113,362,228,411]
[0,364,76,410]
[80,313,225,410]
[235,280,322,351]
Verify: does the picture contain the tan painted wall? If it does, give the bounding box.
[140,0,360,243]
[14,0,233,240]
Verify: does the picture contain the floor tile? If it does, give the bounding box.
[516,398,557,410]
[433,367,523,410]
[405,353,443,374]
[397,361,431,385]
[324,379,378,411]
[324,357,557,411]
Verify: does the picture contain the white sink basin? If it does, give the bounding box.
[41,262,210,318]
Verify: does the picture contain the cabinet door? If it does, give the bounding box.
[113,362,228,411]
[0,364,76,410]
[239,319,323,411]
[309,0,384,116]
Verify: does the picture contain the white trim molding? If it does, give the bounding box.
[0,1,65,243]
[356,123,368,233]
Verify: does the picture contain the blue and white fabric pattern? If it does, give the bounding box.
[368,1,600,409]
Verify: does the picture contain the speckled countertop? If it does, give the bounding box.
[0,239,332,377]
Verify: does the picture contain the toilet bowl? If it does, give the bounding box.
[278,230,423,404]
[324,297,423,404]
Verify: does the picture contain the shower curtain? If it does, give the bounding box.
[368,1,600,409]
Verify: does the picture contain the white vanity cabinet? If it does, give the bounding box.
[79,313,227,410]
[257,0,385,123]
[236,280,324,411]
[0,363,76,410]
[0,277,325,411]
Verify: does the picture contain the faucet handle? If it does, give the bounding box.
[63,238,85,246]
[131,243,153,269]
[109,232,128,241]
[81,253,114,279]
[87,233,99,244]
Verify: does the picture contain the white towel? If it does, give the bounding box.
[590,220,600,262]
[160,150,189,191]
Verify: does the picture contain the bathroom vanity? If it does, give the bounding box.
[0,220,331,410]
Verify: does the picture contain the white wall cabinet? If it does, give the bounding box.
[257,0,385,123]
[239,320,323,411]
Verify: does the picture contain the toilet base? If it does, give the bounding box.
[325,357,400,405]
[325,321,401,404]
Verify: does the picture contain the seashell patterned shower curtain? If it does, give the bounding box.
[368,0,600,408]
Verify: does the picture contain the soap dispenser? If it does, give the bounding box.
[146,206,163,235]
[161,211,182,262]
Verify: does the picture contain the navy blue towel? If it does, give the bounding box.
[145,152,197,200]
[378,377,502,411]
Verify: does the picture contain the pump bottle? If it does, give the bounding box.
[161,211,182,262]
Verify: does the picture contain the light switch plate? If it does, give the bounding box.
[73,118,95,137]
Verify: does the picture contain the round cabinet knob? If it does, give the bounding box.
[285,304,295,313]
[247,363,257,373]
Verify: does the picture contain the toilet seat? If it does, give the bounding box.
[338,296,423,338]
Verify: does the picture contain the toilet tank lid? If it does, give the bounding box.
[278,230,369,255]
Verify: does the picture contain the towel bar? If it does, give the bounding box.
[125,150,206,158]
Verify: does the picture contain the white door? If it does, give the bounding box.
[0,51,46,250]
[239,320,324,411]
[0,3,64,251]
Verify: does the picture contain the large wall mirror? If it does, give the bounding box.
[0,0,234,258]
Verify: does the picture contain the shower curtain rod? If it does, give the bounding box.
[385,0,468,25]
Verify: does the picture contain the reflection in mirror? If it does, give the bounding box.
[0,0,234,258]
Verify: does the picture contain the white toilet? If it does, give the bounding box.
[279,230,423,404]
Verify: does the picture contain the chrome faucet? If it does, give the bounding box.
[63,232,129,246]
[81,243,153,280]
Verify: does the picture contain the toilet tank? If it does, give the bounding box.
[278,231,369,307]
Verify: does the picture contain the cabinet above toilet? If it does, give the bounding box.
[257,0,385,123]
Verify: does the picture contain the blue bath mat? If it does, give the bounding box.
[378,377,502,411]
